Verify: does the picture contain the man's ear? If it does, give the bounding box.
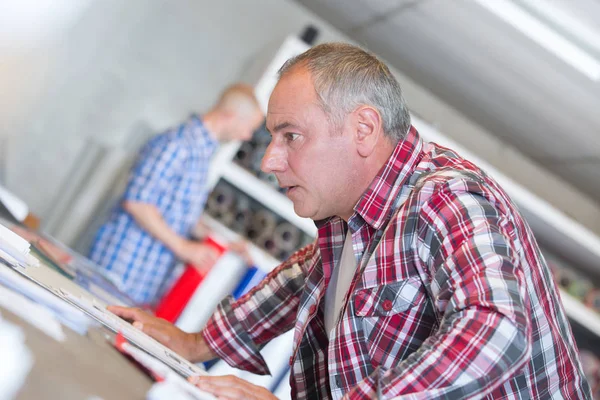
[354,106,382,157]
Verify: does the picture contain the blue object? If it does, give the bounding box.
[232,265,267,300]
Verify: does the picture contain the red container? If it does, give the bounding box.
[155,236,227,322]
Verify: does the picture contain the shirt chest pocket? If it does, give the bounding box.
[354,276,424,317]
[352,276,435,368]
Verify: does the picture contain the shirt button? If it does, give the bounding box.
[382,299,393,311]
[309,305,317,314]
[335,375,342,388]
[289,356,294,366]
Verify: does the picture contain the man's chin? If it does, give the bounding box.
[293,207,330,222]
[292,204,315,220]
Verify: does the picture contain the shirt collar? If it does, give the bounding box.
[351,125,424,230]
[190,114,219,152]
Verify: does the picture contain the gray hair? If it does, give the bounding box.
[278,42,411,142]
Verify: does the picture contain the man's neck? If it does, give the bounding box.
[201,110,223,141]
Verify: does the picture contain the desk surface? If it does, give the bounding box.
[0,307,152,400]
[3,305,153,400]
[0,257,154,399]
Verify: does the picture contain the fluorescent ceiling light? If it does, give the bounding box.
[518,0,600,54]
[473,0,600,81]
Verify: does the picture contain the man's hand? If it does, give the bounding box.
[189,375,278,400]
[228,240,254,265]
[107,306,217,362]
[175,240,220,272]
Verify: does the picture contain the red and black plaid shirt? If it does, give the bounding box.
[203,127,591,399]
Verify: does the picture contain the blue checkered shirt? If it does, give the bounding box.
[88,115,218,304]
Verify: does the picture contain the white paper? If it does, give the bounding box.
[0,185,28,222]
[147,381,202,400]
[0,264,92,335]
[0,222,39,268]
[0,222,30,254]
[0,284,65,342]
[59,290,206,378]
[121,343,214,400]
[0,247,23,268]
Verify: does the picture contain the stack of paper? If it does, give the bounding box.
[115,336,214,400]
[58,289,206,378]
[0,265,92,335]
[0,184,29,222]
[147,381,212,400]
[0,285,66,342]
[0,222,39,267]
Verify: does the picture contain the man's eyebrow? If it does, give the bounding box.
[269,121,300,133]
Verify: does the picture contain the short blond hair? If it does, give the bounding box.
[216,83,262,119]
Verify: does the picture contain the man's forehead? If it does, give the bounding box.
[266,87,298,130]
[270,67,312,99]
[266,110,295,133]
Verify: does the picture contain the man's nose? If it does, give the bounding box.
[261,141,287,174]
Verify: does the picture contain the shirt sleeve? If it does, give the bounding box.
[345,180,532,399]
[201,243,317,375]
[123,133,187,205]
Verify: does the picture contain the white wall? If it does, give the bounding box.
[4,0,347,222]
[4,0,600,240]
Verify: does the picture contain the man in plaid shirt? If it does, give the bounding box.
[111,43,592,399]
[90,84,263,305]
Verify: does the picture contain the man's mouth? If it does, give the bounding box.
[276,178,297,194]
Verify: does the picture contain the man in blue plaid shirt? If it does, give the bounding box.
[89,84,263,305]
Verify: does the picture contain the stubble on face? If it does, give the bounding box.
[266,67,362,221]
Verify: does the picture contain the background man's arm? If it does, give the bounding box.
[123,200,218,269]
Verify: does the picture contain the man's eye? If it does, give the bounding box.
[285,133,299,142]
